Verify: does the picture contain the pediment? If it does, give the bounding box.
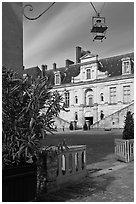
[80,52,97,60]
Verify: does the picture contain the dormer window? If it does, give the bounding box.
[124,61,130,73]
[122,58,131,75]
[54,72,61,85]
[86,68,91,79]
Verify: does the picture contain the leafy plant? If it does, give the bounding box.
[2,67,65,168]
[122,111,134,140]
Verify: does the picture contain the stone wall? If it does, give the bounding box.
[2,2,23,75]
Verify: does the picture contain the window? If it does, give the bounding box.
[122,58,131,75]
[100,93,104,102]
[86,69,91,79]
[92,70,94,79]
[75,112,78,121]
[65,91,70,107]
[75,96,78,104]
[124,61,130,74]
[55,74,60,85]
[123,85,130,103]
[110,87,116,104]
[85,89,93,106]
[88,95,93,106]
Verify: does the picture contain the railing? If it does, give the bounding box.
[56,145,87,185]
[115,139,134,162]
[91,102,134,129]
[38,145,87,193]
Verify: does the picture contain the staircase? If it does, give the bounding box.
[91,102,134,129]
[53,116,70,131]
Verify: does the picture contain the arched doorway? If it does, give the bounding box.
[84,111,93,129]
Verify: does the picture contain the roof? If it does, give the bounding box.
[99,52,134,76]
[23,52,134,84]
[46,52,134,85]
[23,66,41,79]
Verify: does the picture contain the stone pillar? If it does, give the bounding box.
[2,2,23,75]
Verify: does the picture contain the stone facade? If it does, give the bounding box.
[24,47,134,129]
[46,47,134,129]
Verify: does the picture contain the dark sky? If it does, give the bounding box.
[23,2,134,69]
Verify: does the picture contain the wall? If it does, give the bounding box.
[92,102,134,129]
[53,75,134,129]
[2,2,23,75]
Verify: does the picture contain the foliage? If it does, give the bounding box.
[2,67,65,168]
[83,122,88,131]
[122,111,134,140]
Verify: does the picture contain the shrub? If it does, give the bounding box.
[2,67,65,168]
[122,111,134,140]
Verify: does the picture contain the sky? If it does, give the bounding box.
[23,2,134,69]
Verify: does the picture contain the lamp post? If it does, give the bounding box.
[23,2,55,20]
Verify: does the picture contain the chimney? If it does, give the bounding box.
[76,46,82,63]
[41,64,47,77]
[53,63,57,70]
[65,59,74,67]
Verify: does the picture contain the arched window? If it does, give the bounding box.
[75,96,78,104]
[85,89,93,106]
[100,93,104,102]
[75,112,78,121]
[88,95,93,106]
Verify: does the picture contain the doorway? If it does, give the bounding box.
[85,117,93,130]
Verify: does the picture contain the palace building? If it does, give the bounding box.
[24,46,134,129]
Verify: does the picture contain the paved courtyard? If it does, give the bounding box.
[38,129,134,202]
[41,129,123,164]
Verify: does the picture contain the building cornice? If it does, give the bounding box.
[52,74,134,90]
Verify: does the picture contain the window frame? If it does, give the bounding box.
[123,85,130,104]
[55,73,61,85]
[109,87,116,104]
[100,93,104,102]
[123,61,130,74]
[86,68,91,80]
[64,91,70,108]
[75,96,78,104]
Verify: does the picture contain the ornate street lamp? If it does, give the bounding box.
[23,2,55,20]
[90,2,108,42]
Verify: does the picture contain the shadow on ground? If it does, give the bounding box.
[36,174,115,202]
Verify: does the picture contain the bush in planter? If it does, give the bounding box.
[114,111,134,163]
[2,67,65,201]
[122,111,134,140]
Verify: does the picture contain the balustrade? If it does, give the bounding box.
[38,145,87,193]
[56,145,87,185]
[115,139,134,162]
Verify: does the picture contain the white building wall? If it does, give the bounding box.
[53,75,134,129]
